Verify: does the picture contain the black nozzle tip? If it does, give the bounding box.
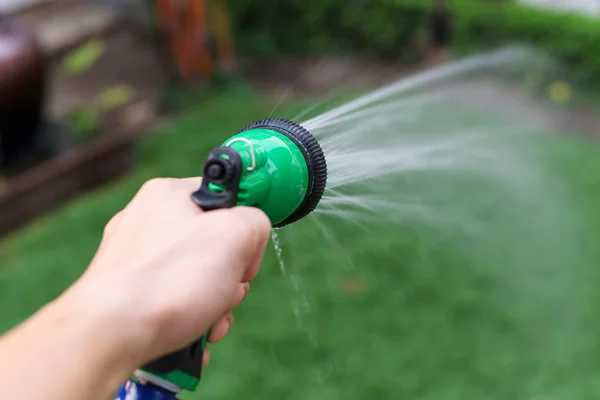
[206,162,225,180]
[238,118,327,228]
[202,155,235,185]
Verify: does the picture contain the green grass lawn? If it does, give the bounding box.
[2,85,600,400]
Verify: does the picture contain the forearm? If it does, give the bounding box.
[0,290,141,400]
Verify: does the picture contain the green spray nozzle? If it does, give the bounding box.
[194,118,328,228]
[135,118,327,396]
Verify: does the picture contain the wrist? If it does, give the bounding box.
[0,286,147,400]
[51,278,153,376]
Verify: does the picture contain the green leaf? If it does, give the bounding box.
[94,85,135,111]
[61,40,106,76]
[66,107,101,141]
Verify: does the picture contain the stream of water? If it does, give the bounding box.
[303,46,547,211]
[269,46,591,363]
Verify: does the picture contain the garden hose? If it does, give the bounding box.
[114,118,327,400]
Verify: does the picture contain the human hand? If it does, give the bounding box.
[59,177,271,370]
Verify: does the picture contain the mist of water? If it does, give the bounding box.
[272,46,595,366]
[292,46,550,229]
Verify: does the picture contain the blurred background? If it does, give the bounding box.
[1,0,600,399]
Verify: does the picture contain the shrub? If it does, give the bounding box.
[449,0,600,90]
[227,0,428,62]
[227,0,600,90]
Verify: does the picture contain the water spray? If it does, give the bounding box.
[114,118,327,400]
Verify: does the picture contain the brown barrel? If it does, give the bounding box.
[0,14,48,169]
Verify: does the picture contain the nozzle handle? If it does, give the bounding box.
[139,146,244,394]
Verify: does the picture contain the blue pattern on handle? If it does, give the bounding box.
[114,380,179,400]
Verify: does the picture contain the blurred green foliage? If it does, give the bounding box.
[61,39,106,77]
[449,0,600,91]
[228,0,600,90]
[65,84,137,143]
[228,0,427,62]
[66,107,101,141]
[95,85,135,112]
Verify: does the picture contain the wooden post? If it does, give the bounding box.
[429,0,452,64]
[152,0,235,80]
[209,0,236,74]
